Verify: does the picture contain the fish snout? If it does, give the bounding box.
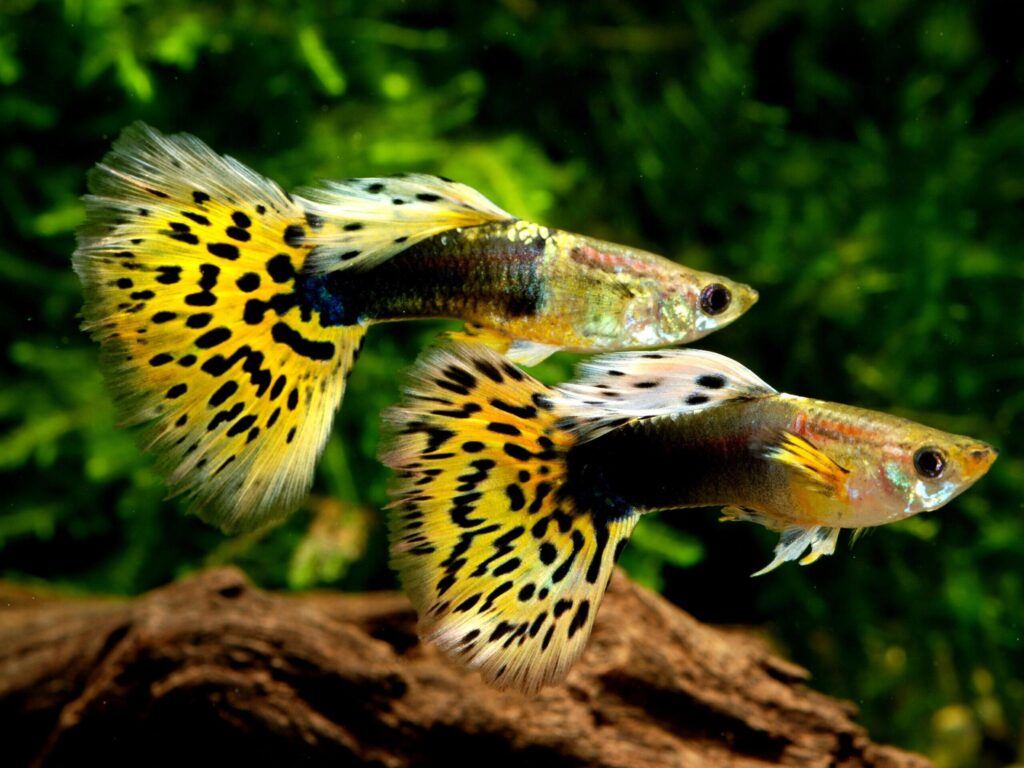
[965,442,998,476]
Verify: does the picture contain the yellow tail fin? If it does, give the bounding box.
[74,123,365,533]
[381,343,638,693]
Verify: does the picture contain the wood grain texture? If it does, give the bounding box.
[0,568,931,768]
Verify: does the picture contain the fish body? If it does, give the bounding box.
[381,343,996,692]
[73,124,755,532]
[305,219,754,353]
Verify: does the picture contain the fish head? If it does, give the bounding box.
[649,268,758,343]
[821,415,998,526]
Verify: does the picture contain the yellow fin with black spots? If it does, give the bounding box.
[74,122,366,533]
[381,342,638,694]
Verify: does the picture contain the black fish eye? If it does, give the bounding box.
[700,283,731,315]
[913,447,946,479]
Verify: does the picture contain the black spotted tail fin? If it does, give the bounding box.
[74,123,365,533]
[381,343,638,693]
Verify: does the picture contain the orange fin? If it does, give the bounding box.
[763,432,849,499]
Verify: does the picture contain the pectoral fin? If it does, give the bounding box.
[763,432,850,499]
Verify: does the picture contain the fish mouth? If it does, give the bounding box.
[965,442,998,477]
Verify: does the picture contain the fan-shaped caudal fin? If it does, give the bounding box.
[74,122,366,533]
[381,343,638,693]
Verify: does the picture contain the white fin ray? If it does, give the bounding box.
[751,525,841,577]
[555,349,776,440]
[296,175,514,274]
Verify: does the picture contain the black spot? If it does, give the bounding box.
[226,226,251,242]
[116,278,133,289]
[175,414,188,427]
[226,414,258,438]
[166,383,188,399]
[147,188,170,199]
[340,250,361,260]
[634,381,659,389]
[178,354,197,367]
[236,273,260,292]
[214,456,236,475]
[394,236,408,243]
[271,322,335,361]
[491,399,537,420]
[208,381,238,407]
[367,183,384,193]
[152,312,176,324]
[504,443,532,461]
[168,230,200,245]
[267,254,294,283]
[186,313,212,329]
[267,407,281,428]
[493,558,521,577]
[553,599,572,618]
[287,388,299,411]
[686,394,710,406]
[149,353,173,367]
[256,204,267,215]
[613,539,629,562]
[231,211,252,228]
[192,191,211,205]
[697,374,727,389]
[247,428,260,444]
[505,484,526,511]
[199,263,220,289]
[305,212,324,229]
[182,211,211,226]
[207,242,240,261]
[155,266,182,284]
[269,375,287,400]
[474,359,504,383]
[518,584,535,602]
[488,422,521,437]
[462,441,485,453]
[454,594,481,613]
[208,402,243,431]
[539,542,556,564]
[416,192,442,202]
[195,327,232,349]
[542,626,555,650]
[568,600,590,639]
[392,198,405,205]
[343,222,363,231]
[129,290,155,300]
[283,224,306,248]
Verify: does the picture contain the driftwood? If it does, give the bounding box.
[0,567,930,768]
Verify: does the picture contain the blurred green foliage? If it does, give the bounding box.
[1,1,1021,765]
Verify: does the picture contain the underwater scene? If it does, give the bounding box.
[1,2,1021,766]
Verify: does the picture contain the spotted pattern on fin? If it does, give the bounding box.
[381,343,638,694]
[556,349,776,441]
[296,175,514,274]
[74,123,366,533]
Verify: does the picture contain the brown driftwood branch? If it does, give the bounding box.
[0,567,930,767]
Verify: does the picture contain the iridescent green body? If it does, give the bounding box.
[312,220,757,352]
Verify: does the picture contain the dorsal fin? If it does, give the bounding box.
[295,175,514,274]
[555,349,776,440]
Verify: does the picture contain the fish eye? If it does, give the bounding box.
[700,283,732,316]
[913,447,946,479]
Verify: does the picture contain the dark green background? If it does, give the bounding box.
[2,2,1021,765]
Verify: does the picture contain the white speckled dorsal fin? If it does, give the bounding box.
[555,349,776,439]
[295,174,514,274]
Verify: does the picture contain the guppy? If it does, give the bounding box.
[382,343,996,694]
[73,124,756,533]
